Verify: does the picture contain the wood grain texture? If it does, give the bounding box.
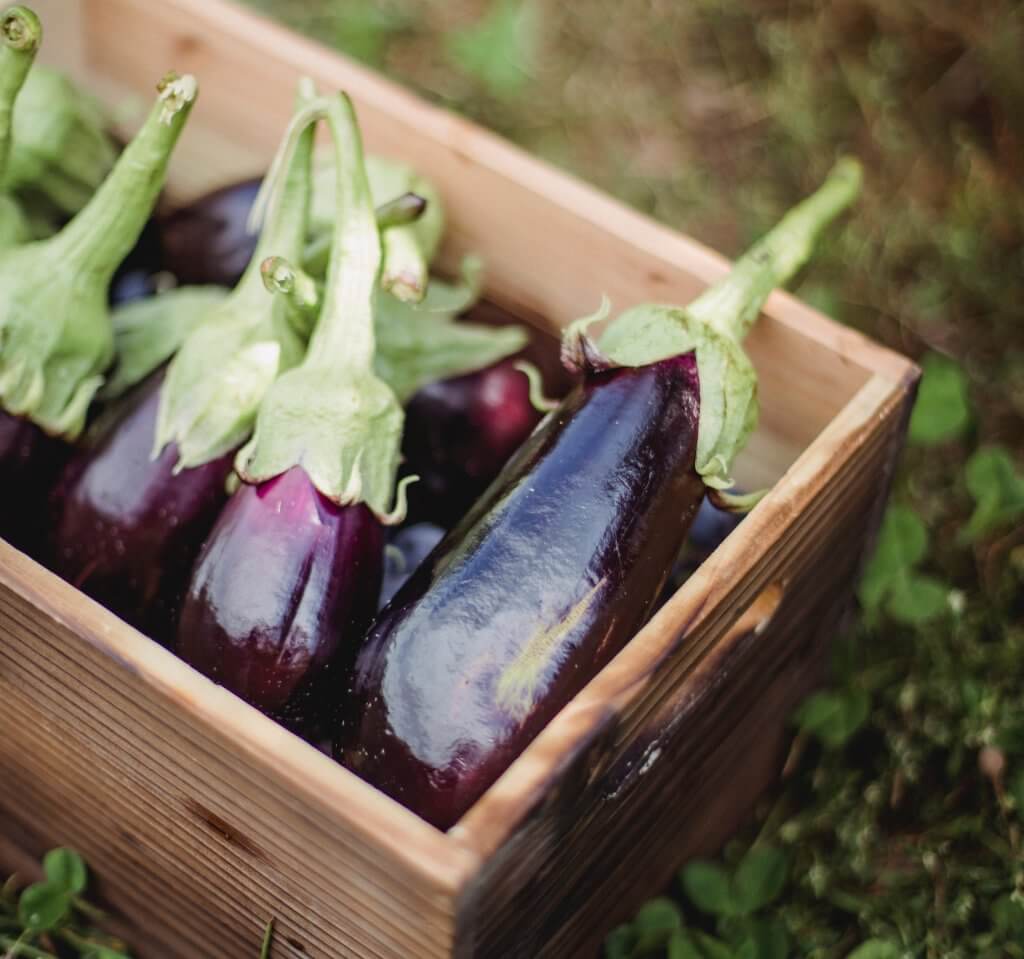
[0,2,920,957]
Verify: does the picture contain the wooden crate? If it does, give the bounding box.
[0,1,919,956]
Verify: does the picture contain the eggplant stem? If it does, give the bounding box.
[707,486,768,514]
[0,7,42,181]
[380,473,418,527]
[513,361,558,413]
[686,157,863,343]
[46,72,197,282]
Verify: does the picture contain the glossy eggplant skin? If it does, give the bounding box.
[158,178,261,288]
[0,411,67,554]
[50,372,233,644]
[335,352,706,829]
[402,358,543,528]
[177,467,383,735]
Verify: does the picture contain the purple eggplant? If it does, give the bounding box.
[379,522,445,609]
[48,87,318,637]
[50,371,233,643]
[178,92,413,733]
[334,159,863,829]
[158,177,261,288]
[0,408,66,552]
[402,357,543,527]
[0,73,197,550]
[178,468,382,731]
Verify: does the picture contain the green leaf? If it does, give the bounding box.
[1010,769,1024,815]
[101,286,230,399]
[733,847,789,913]
[858,505,928,607]
[42,847,87,895]
[604,924,634,959]
[793,687,870,748]
[694,931,736,959]
[908,353,970,446]
[632,897,682,951]
[962,446,1024,541]
[885,571,949,625]
[681,861,738,918]
[17,880,72,930]
[330,2,407,67]
[668,932,706,959]
[747,918,790,959]
[736,940,758,959]
[446,0,538,99]
[846,940,902,959]
[993,895,1024,935]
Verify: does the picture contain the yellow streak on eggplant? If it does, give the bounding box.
[495,577,607,722]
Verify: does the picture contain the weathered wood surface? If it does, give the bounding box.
[0,1,921,957]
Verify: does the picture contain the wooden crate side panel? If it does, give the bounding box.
[456,457,889,957]
[0,575,461,959]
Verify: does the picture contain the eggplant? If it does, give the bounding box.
[158,177,261,288]
[177,468,383,731]
[402,357,543,528]
[334,159,864,829]
[379,522,445,609]
[0,408,66,551]
[49,88,317,636]
[50,371,233,643]
[0,72,196,531]
[179,92,413,732]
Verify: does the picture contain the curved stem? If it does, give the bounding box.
[47,73,197,283]
[260,255,320,337]
[0,5,41,179]
[306,93,381,371]
[686,157,863,342]
[375,191,427,230]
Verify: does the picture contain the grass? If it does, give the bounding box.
[238,1,1024,955]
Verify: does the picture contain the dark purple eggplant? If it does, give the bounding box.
[337,354,704,827]
[178,467,383,731]
[110,217,168,305]
[0,408,67,552]
[402,357,543,528]
[379,522,445,609]
[48,88,318,636]
[0,73,197,552]
[334,159,863,829]
[158,177,261,288]
[50,371,233,643]
[178,92,412,733]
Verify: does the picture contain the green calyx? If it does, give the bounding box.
[101,285,231,400]
[563,157,863,489]
[2,64,118,216]
[310,152,444,302]
[236,92,410,523]
[154,85,317,470]
[0,72,197,438]
[262,253,528,404]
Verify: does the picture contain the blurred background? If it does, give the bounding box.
[241,2,1023,955]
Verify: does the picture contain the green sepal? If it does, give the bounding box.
[236,363,407,519]
[311,152,444,302]
[596,304,758,489]
[3,65,118,216]
[155,87,315,469]
[373,261,527,402]
[0,72,197,438]
[0,192,29,249]
[561,158,862,490]
[101,286,230,400]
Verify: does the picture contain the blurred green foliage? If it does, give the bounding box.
[237,1,1023,954]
